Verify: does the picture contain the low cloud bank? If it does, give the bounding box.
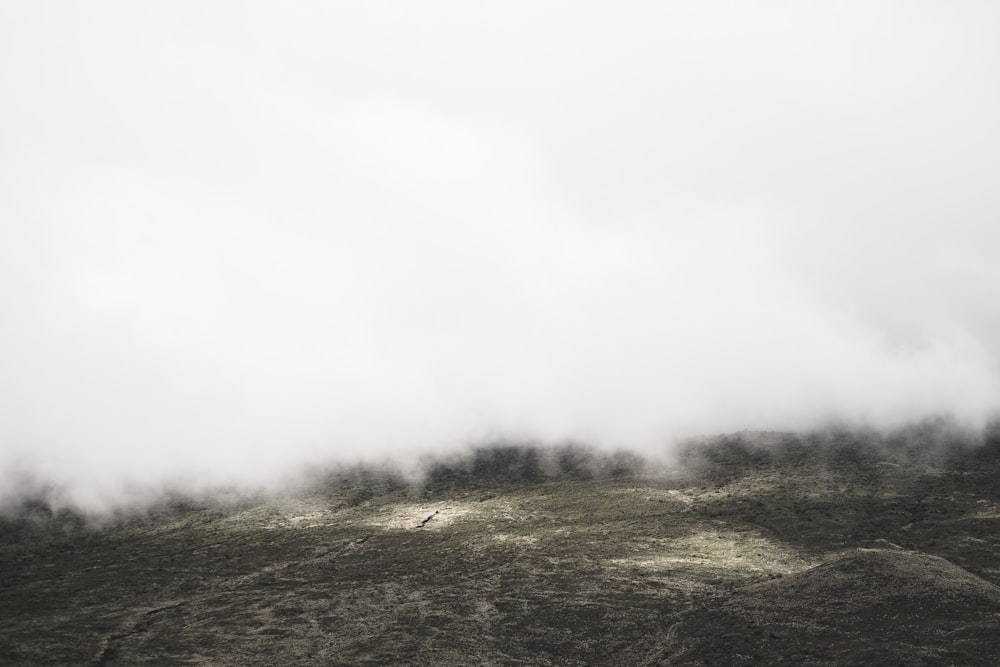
[2,3,1000,510]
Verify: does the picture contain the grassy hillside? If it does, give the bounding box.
[3,426,1000,665]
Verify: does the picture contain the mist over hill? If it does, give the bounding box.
[3,2,1000,507]
[3,4,1000,661]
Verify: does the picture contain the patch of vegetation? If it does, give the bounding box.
[421,442,646,494]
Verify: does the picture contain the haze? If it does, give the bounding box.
[2,2,999,507]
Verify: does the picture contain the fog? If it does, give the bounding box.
[2,2,1000,508]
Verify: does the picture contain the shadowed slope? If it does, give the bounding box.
[656,549,1000,666]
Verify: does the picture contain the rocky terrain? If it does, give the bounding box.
[3,423,1000,665]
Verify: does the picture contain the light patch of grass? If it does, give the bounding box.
[361,502,477,531]
[609,528,813,580]
[609,487,695,505]
[967,499,1000,519]
[491,533,539,547]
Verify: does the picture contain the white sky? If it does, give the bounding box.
[2,2,1000,503]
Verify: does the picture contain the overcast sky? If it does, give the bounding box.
[2,2,999,505]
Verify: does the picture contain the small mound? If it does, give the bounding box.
[653,549,1000,666]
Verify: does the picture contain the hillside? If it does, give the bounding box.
[3,427,1000,665]
[658,549,1000,665]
